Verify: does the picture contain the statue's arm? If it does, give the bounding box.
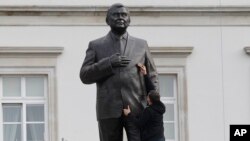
[145,42,159,92]
[80,42,114,84]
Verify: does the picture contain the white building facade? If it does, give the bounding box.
[0,1,250,141]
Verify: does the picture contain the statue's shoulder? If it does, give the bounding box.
[129,35,147,44]
[90,34,109,45]
[130,36,147,46]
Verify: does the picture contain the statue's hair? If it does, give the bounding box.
[106,3,130,24]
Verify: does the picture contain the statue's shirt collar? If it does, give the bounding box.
[110,31,128,41]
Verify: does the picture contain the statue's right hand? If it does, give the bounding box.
[110,53,130,67]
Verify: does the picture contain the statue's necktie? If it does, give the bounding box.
[119,38,126,55]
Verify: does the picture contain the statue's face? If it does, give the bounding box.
[107,7,130,32]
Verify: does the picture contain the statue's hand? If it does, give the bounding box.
[110,53,130,67]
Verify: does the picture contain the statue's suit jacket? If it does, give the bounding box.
[80,32,159,120]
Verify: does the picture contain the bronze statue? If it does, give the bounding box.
[80,3,159,141]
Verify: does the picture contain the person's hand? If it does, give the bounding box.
[110,53,131,67]
[123,105,131,116]
[137,63,147,75]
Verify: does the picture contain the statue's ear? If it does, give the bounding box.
[106,17,110,25]
[127,16,131,25]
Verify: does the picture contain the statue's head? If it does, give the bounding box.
[106,3,130,34]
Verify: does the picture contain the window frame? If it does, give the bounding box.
[0,68,56,141]
[0,46,63,141]
[0,75,48,141]
[159,73,179,141]
[150,46,192,141]
[158,67,185,141]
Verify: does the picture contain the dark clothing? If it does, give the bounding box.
[128,102,165,141]
[127,75,165,141]
[144,74,156,94]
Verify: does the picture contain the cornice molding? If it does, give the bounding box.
[0,46,64,57]
[150,47,193,58]
[1,5,250,13]
[1,6,250,26]
[0,46,63,67]
[0,46,63,53]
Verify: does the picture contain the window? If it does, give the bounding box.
[160,74,178,141]
[0,46,63,141]
[0,75,47,141]
[151,46,193,141]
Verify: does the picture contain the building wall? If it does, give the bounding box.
[1,0,250,6]
[0,2,250,141]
